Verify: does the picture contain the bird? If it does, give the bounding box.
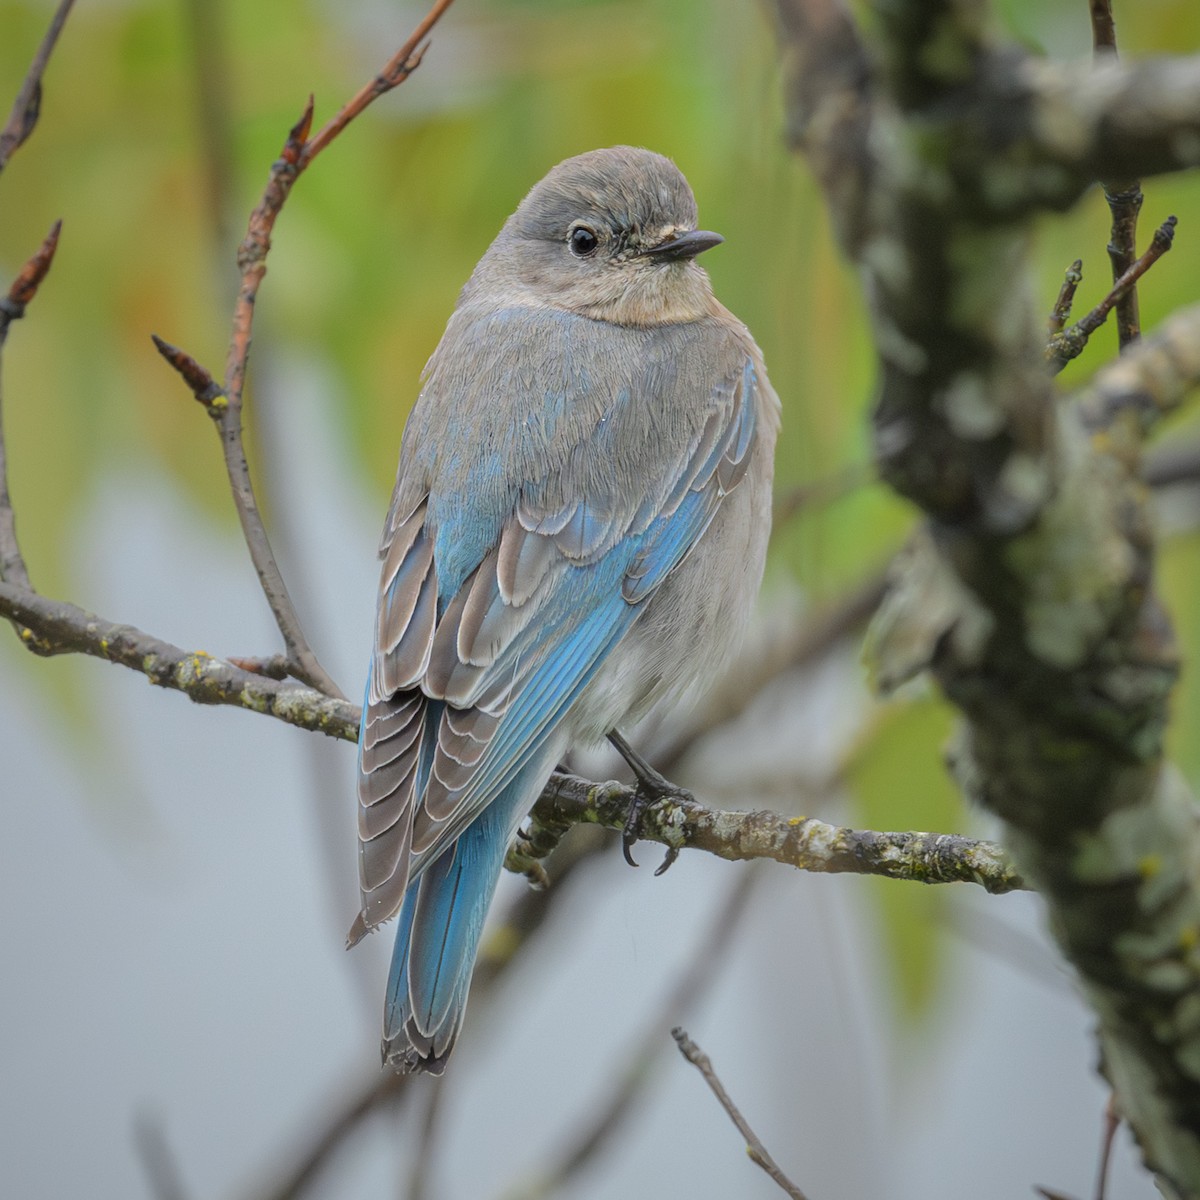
[350,146,780,1074]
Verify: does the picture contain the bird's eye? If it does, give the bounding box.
[568,225,599,258]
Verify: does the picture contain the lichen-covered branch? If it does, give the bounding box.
[0,580,359,741]
[0,573,1021,894]
[770,0,1200,1193]
[516,773,1025,894]
[1076,299,1200,437]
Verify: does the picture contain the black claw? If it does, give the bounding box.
[653,846,680,876]
[607,729,694,871]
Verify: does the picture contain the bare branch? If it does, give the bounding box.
[771,1,1200,1190]
[1089,0,1117,54]
[1047,259,1083,337]
[213,97,336,695]
[525,773,1025,894]
[195,0,457,699]
[133,1112,192,1200]
[672,1026,810,1200]
[0,0,75,173]
[1076,298,1200,435]
[0,580,359,740]
[300,0,457,163]
[1047,217,1177,373]
[0,221,62,595]
[1090,0,1145,351]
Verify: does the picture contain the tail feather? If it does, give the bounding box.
[382,753,553,1074]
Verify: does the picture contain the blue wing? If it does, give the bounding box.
[352,333,762,940]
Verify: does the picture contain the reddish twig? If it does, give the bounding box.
[150,335,226,410]
[202,0,456,700]
[299,0,457,164]
[226,653,292,680]
[1046,217,1176,373]
[672,1027,810,1200]
[0,0,75,173]
[1,223,64,650]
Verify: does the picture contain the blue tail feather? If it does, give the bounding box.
[382,751,555,1074]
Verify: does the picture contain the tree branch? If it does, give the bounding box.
[770,0,1200,1193]
[672,1027,810,1200]
[1090,0,1145,352]
[0,0,75,174]
[0,580,359,740]
[1046,216,1176,374]
[155,0,458,699]
[1075,298,1200,437]
[0,220,61,595]
[519,773,1025,894]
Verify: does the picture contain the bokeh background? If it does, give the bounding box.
[2,1,1199,1197]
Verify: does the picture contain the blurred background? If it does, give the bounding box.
[2,0,1200,1197]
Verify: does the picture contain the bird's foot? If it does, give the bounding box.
[607,729,692,875]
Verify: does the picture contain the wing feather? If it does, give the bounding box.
[354,309,767,940]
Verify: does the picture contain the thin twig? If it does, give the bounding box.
[299,0,458,164]
[498,865,766,1200]
[1088,0,1116,53]
[252,1070,412,1200]
[133,1112,192,1200]
[1089,0,1144,352]
[1048,259,1083,337]
[0,0,75,173]
[204,0,456,699]
[0,222,65,654]
[1046,217,1176,373]
[672,1027,810,1200]
[215,101,335,694]
[405,1078,449,1200]
[1076,297,1200,435]
[1094,1094,1120,1200]
[0,221,62,591]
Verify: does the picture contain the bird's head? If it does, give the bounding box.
[470,146,723,326]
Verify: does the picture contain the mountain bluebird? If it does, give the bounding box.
[350,146,780,1074]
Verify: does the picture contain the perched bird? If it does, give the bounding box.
[350,146,780,1074]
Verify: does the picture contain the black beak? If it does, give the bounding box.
[638,229,724,262]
